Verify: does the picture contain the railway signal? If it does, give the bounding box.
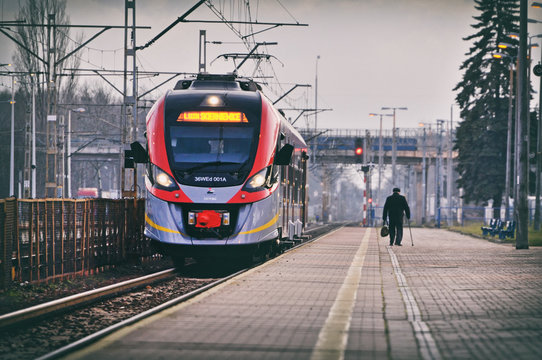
[354,138,363,163]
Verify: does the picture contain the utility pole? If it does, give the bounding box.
[43,13,59,197]
[121,0,138,198]
[313,55,320,164]
[31,79,36,198]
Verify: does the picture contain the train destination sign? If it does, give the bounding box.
[177,111,249,123]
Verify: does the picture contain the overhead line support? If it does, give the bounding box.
[272,84,311,105]
[135,0,206,51]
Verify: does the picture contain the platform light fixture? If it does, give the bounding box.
[381,106,408,182]
[498,42,514,49]
[492,52,508,59]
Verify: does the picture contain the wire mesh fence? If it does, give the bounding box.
[0,198,155,289]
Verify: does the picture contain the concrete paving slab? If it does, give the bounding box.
[63,226,542,360]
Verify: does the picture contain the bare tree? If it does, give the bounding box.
[7,0,81,196]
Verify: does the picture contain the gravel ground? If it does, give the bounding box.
[0,272,217,360]
[0,258,175,315]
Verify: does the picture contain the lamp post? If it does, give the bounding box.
[381,106,407,183]
[436,119,446,228]
[67,108,86,198]
[448,106,455,227]
[369,113,392,205]
[530,3,542,229]
[516,0,529,249]
[506,60,515,221]
[535,39,542,229]
[493,51,516,220]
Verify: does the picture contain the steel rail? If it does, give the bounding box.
[0,268,176,328]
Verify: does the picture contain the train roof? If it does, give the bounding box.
[173,73,262,92]
[168,73,307,149]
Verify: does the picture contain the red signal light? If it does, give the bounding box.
[355,147,363,155]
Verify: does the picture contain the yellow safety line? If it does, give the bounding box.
[310,227,371,360]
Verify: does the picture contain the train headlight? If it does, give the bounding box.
[206,95,222,106]
[152,164,179,191]
[242,167,269,192]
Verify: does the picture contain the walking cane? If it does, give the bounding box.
[407,218,414,246]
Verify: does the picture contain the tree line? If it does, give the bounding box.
[454,0,539,215]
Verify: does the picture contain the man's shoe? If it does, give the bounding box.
[389,243,393,246]
[395,243,402,246]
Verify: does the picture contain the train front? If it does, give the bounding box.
[143,77,283,260]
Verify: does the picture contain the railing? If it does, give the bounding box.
[364,205,532,229]
[0,198,156,289]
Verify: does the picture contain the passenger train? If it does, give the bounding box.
[130,73,308,265]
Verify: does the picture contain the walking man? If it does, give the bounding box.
[383,187,410,246]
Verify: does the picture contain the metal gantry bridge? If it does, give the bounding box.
[299,126,456,226]
[299,127,452,165]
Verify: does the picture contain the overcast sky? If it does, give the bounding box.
[2,0,542,130]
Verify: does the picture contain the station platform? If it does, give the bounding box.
[66,227,542,360]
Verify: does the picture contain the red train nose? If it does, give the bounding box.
[196,210,222,228]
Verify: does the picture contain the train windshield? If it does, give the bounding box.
[167,124,257,186]
[163,91,262,187]
[170,126,253,165]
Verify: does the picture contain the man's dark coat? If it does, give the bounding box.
[382,192,411,245]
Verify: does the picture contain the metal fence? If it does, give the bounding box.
[0,198,156,289]
[365,205,525,228]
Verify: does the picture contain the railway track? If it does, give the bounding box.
[1,223,341,360]
[0,268,177,328]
